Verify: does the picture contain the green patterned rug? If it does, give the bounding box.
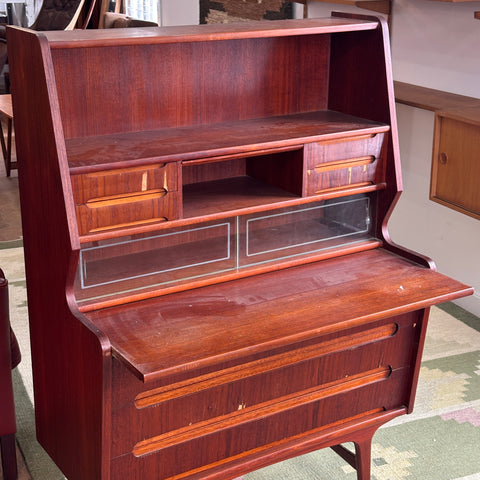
[2,242,480,480]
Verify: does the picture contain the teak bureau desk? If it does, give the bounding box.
[7,14,473,480]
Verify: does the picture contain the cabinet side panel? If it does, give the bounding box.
[7,28,111,480]
[51,35,330,138]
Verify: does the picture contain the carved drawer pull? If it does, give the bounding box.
[312,156,376,173]
[86,189,168,208]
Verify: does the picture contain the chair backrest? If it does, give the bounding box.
[30,0,87,31]
[101,11,157,29]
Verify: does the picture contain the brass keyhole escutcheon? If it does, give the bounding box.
[439,152,448,165]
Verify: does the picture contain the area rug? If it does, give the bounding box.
[200,0,293,24]
[2,237,479,479]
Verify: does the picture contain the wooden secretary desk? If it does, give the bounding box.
[7,14,473,480]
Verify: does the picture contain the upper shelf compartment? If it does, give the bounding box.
[49,15,393,145]
[47,14,400,244]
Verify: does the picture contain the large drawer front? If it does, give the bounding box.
[111,369,410,480]
[72,163,180,235]
[304,133,386,195]
[110,313,421,478]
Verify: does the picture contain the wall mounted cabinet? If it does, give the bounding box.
[395,81,480,220]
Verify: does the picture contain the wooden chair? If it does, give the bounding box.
[101,11,157,28]
[0,0,95,176]
[0,0,94,80]
[0,268,21,480]
[0,94,14,176]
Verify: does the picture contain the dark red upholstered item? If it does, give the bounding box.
[0,267,19,480]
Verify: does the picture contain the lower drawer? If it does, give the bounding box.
[111,313,421,459]
[110,367,411,480]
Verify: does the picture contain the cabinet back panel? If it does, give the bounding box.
[52,35,330,139]
[329,30,390,125]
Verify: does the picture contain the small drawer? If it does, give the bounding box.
[71,162,178,205]
[304,133,386,195]
[75,190,180,235]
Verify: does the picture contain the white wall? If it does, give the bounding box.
[159,0,480,316]
[391,0,480,316]
[159,0,198,26]
[392,0,479,97]
[307,0,480,316]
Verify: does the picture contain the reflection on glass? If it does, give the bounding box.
[75,194,376,305]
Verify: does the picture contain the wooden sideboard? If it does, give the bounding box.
[7,14,473,480]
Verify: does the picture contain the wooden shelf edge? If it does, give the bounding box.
[66,111,389,173]
[475,11,480,19]
[394,81,480,123]
[309,0,391,15]
[357,0,391,15]
[78,182,386,245]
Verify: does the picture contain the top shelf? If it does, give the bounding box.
[66,110,389,173]
[36,16,379,48]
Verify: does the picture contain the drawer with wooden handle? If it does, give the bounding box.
[304,133,386,195]
[110,312,421,458]
[71,162,178,204]
[72,163,180,235]
[75,190,180,235]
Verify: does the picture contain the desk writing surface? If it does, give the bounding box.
[85,248,472,382]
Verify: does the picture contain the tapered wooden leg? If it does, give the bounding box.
[331,432,373,480]
[0,433,18,480]
[353,437,372,480]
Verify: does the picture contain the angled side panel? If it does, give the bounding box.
[7,27,112,480]
[328,13,432,268]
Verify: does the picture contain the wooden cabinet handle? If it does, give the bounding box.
[439,152,448,165]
